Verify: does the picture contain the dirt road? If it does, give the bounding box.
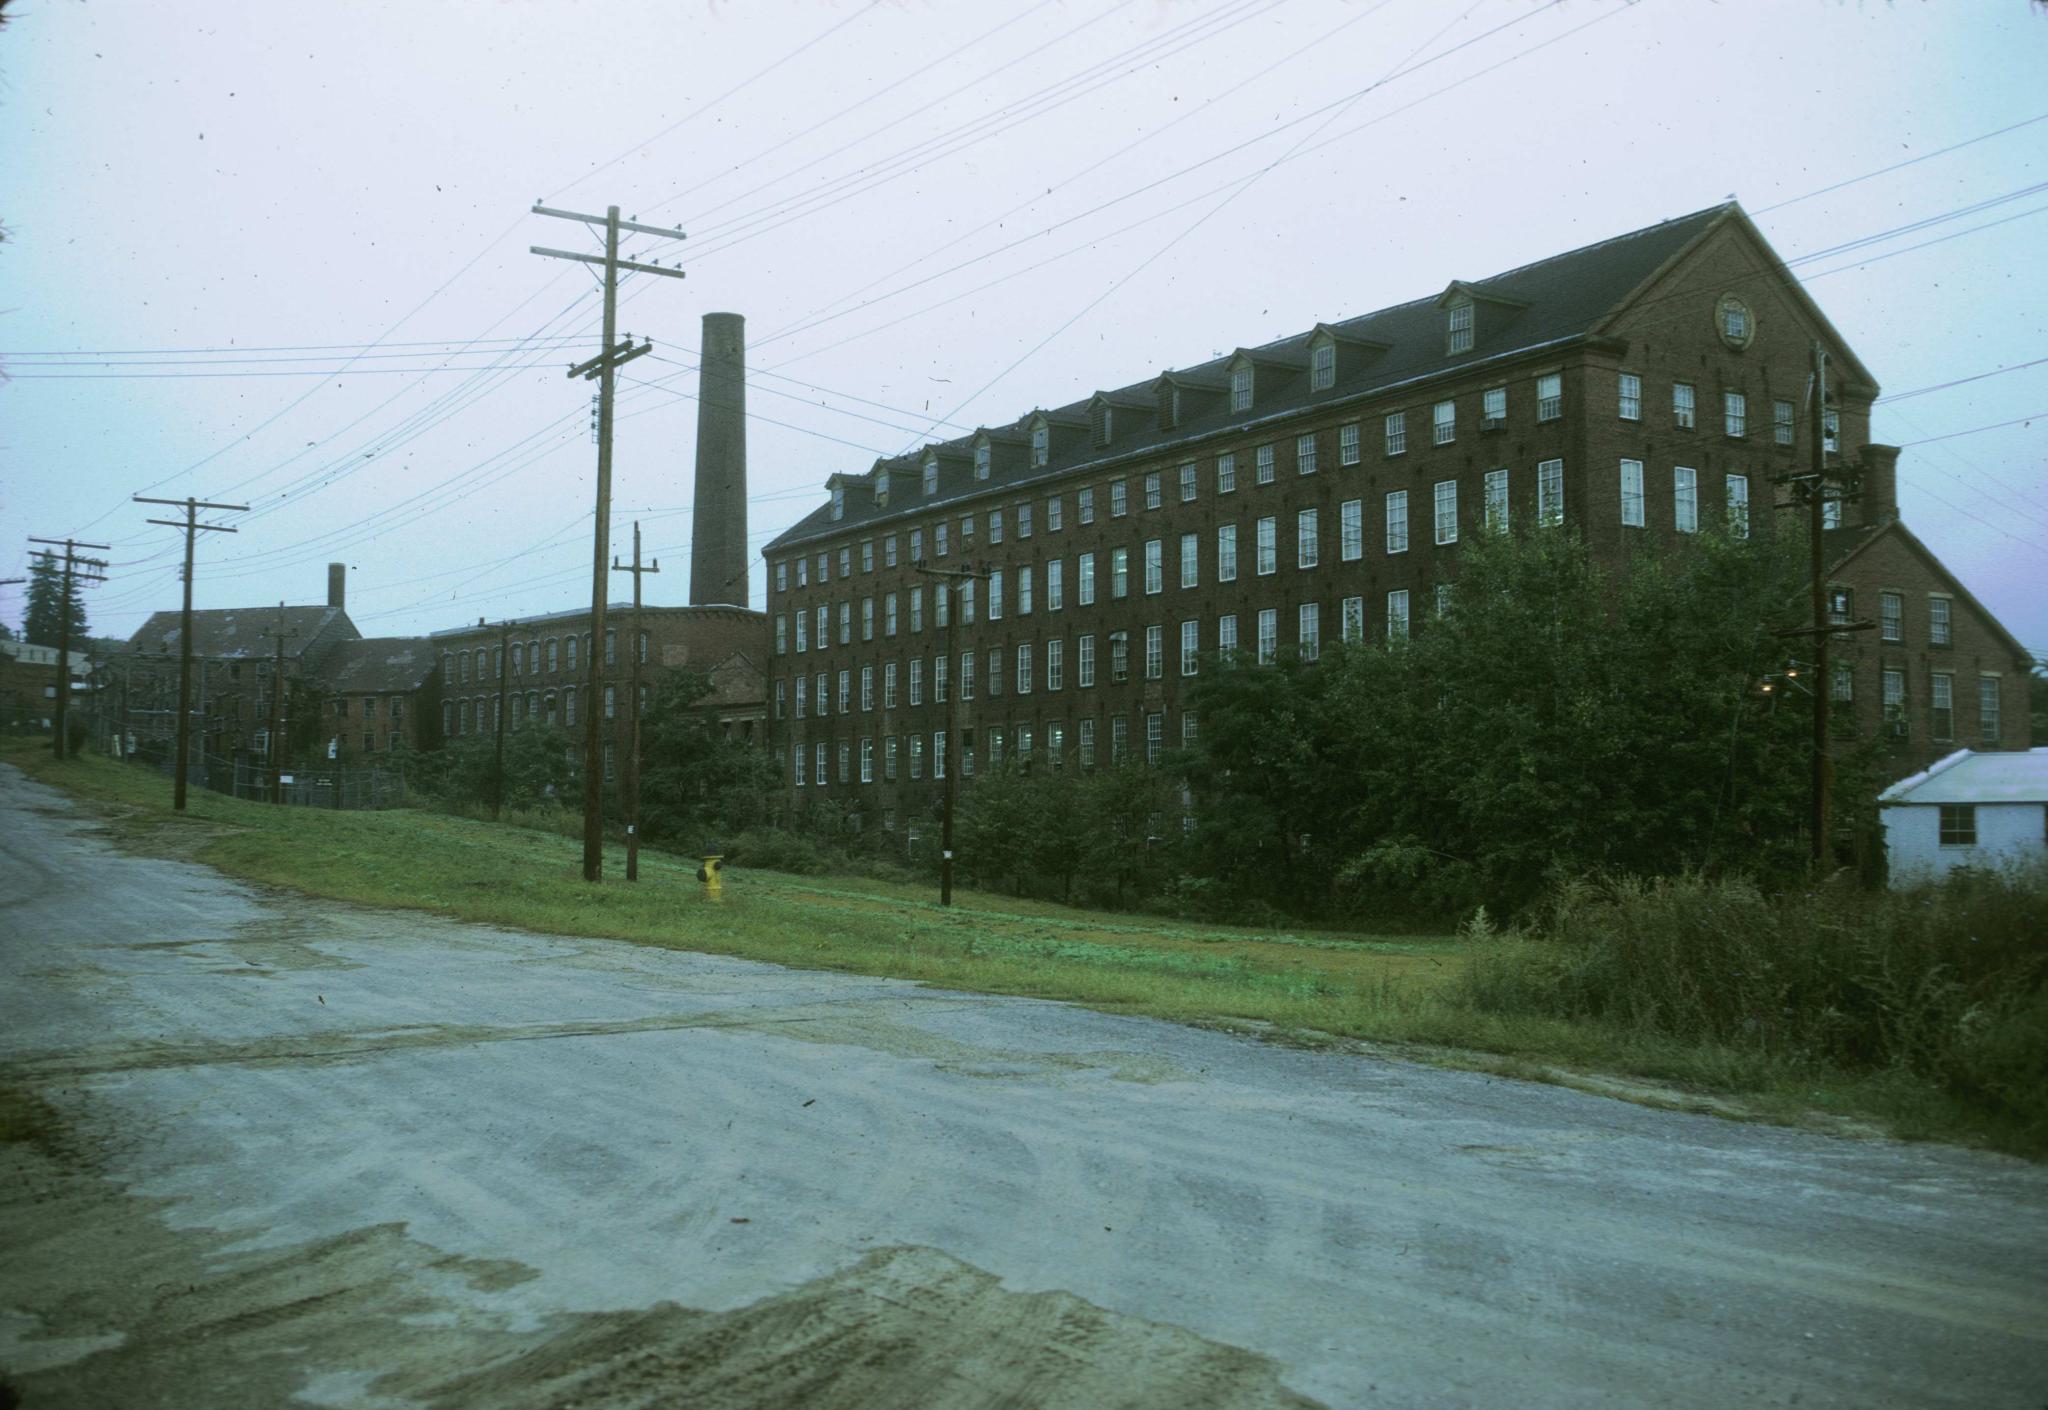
[2,766,2044,1408]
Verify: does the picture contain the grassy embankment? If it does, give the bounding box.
[7,740,2037,1155]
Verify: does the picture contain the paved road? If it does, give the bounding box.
[2,766,2045,1409]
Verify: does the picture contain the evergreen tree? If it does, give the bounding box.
[23,551,87,648]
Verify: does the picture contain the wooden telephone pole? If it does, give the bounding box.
[531,201,685,882]
[263,603,299,804]
[913,559,989,906]
[612,522,659,881]
[24,537,109,760]
[491,620,513,820]
[136,496,247,810]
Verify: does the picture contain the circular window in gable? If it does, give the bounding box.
[1716,294,1755,350]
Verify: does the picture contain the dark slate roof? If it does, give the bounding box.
[766,202,1735,553]
[126,605,354,661]
[315,637,439,694]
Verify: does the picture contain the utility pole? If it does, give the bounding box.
[491,619,512,820]
[914,560,989,906]
[25,538,110,760]
[531,201,685,882]
[1772,344,1869,866]
[263,603,298,805]
[612,521,659,881]
[137,496,247,810]
[0,577,22,736]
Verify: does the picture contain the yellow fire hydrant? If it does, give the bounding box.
[696,855,724,900]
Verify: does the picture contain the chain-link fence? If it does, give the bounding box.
[125,747,411,810]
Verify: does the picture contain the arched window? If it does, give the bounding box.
[638,631,649,664]
[566,634,579,672]
[546,638,559,672]
[527,691,540,723]
[565,687,578,726]
[544,692,557,726]
[511,643,524,677]
[604,685,616,719]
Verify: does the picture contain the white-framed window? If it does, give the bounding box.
[1673,381,1696,430]
[1341,596,1364,644]
[1257,608,1278,665]
[1824,408,1840,455]
[1483,468,1509,533]
[1079,487,1095,524]
[886,736,900,781]
[1111,547,1129,599]
[1048,496,1062,532]
[911,528,924,562]
[909,657,925,705]
[1031,421,1049,467]
[1619,373,1641,421]
[1047,638,1064,691]
[1144,539,1163,595]
[860,738,874,783]
[1339,422,1360,466]
[1144,625,1163,680]
[1181,620,1199,676]
[1019,567,1034,615]
[1109,717,1127,765]
[1385,412,1407,456]
[774,681,787,720]
[1386,590,1410,641]
[1217,524,1238,582]
[1256,516,1278,575]
[1774,399,1795,446]
[1432,399,1455,445]
[1110,479,1128,517]
[910,734,925,779]
[860,665,875,712]
[775,616,788,655]
[774,561,789,593]
[1883,668,1907,736]
[989,510,1004,545]
[885,592,899,637]
[1110,631,1130,683]
[1881,591,1903,642]
[1256,444,1276,484]
[885,662,898,708]
[1231,361,1253,412]
[1674,467,1699,533]
[1218,613,1238,653]
[1340,499,1363,561]
[1216,452,1236,494]
[830,484,845,520]
[1145,713,1164,765]
[1180,463,1197,502]
[795,678,808,719]
[885,534,899,567]
[1017,643,1034,694]
[861,597,875,641]
[1831,663,1853,702]
[922,455,940,496]
[1048,559,1065,611]
[1537,459,1565,525]
[988,569,1004,620]
[937,521,950,556]
[1299,602,1321,661]
[1726,474,1750,538]
[1979,676,2002,743]
[839,601,852,644]
[1929,596,1952,646]
[911,586,925,633]
[1180,532,1199,589]
[973,441,991,481]
[1079,633,1097,687]
[1078,718,1096,769]
[1536,373,1562,422]
[1144,472,1163,511]
[838,670,851,714]
[1311,339,1336,391]
[1620,459,1645,528]
[1447,301,1473,354]
[1079,551,1097,605]
[1724,391,1747,438]
[840,546,853,578]
[1385,489,1409,553]
[1931,672,1954,740]
[1483,386,1506,428]
[861,540,875,573]
[1297,508,1319,568]
[1296,433,1318,475]
[1433,480,1458,545]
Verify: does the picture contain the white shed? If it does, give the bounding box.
[1879,748,2048,885]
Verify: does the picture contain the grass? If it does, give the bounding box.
[8,739,2038,1157]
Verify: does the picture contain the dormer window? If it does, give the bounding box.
[1310,338,1336,392]
[1230,361,1253,412]
[1157,379,1177,431]
[1447,301,1473,354]
[921,452,938,496]
[1094,402,1113,447]
[874,473,890,509]
[1030,419,1049,468]
[973,439,991,480]
[830,484,845,521]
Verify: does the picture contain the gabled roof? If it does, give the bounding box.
[126,605,354,661]
[315,637,440,695]
[1825,519,2031,665]
[765,202,1754,551]
[1880,748,2048,805]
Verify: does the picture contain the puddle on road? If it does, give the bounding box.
[1,1139,1319,1410]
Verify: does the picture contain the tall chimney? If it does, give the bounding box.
[328,562,347,610]
[1859,443,1900,527]
[691,311,749,606]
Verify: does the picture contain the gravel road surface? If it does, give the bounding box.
[2,766,2044,1408]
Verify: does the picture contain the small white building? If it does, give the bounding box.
[1879,748,2048,885]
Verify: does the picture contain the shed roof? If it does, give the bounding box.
[1879,749,2048,806]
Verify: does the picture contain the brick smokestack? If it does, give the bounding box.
[691,312,749,606]
[1859,443,1900,527]
[328,562,346,610]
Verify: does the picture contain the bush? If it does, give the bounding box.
[1453,868,2048,1137]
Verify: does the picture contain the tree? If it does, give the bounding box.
[409,724,581,811]
[23,551,87,649]
[635,669,781,847]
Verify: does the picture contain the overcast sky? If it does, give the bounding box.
[3,0,2043,660]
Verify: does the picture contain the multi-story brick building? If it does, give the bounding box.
[428,603,768,783]
[315,637,442,761]
[1,641,93,736]
[761,201,2028,827]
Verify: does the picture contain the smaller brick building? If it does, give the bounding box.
[428,603,767,782]
[312,638,442,761]
[0,641,92,735]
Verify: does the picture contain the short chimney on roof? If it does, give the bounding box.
[328,562,347,610]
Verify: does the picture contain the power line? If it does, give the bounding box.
[1876,356,2048,405]
[1898,410,2048,448]
[1752,110,2048,215]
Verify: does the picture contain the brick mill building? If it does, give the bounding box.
[427,603,768,783]
[761,201,2030,829]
